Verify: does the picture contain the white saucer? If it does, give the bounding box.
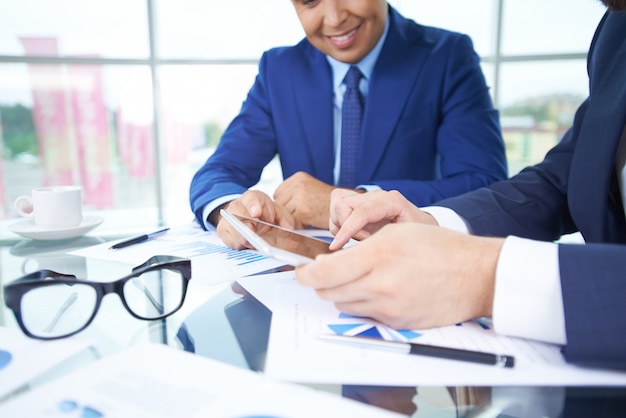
[8,216,104,241]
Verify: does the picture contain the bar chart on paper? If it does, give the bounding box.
[163,236,286,283]
[71,223,287,285]
[327,312,423,342]
[169,240,267,265]
[0,350,12,371]
[325,314,504,352]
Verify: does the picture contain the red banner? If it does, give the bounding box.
[163,114,192,164]
[20,38,115,208]
[19,37,74,186]
[117,108,155,178]
[67,61,114,208]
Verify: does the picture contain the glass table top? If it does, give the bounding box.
[1,223,625,417]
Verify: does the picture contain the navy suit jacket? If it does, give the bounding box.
[190,6,507,225]
[439,11,626,368]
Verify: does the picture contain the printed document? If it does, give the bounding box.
[236,271,626,386]
[0,343,403,418]
[0,327,94,400]
[71,222,285,285]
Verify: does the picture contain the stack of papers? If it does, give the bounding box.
[71,223,286,286]
[0,343,403,417]
[0,327,94,400]
[236,271,626,386]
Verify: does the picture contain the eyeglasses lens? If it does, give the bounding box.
[20,282,98,339]
[122,268,184,319]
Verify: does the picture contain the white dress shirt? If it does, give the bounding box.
[423,206,566,345]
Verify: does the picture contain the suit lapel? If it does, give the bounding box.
[358,10,427,183]
[566,13,626,243]
[569,74,626,243]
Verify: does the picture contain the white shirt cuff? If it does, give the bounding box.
[421,206,471,234]
[201,194,242,229]
[493,236,567,345]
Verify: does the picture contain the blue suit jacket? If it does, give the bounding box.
[439,11,626,368]
[190,6,507,225]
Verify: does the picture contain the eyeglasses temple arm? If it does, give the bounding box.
[132,280,165,315]
[43,292,78,334]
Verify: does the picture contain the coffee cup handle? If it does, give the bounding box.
[14,195,34,218]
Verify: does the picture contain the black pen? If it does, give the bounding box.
[319,334,515,368]
[109,228,170,250]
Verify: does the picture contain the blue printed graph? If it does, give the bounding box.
[0,349,11,371]
[170,241,267,266]
[58,400,103,418]
[327,313,422,342]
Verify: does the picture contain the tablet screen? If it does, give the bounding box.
[228,212,333,260]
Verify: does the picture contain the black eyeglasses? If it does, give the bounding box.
[3,255,192,340]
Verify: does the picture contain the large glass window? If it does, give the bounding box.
[499,60,589,174]
[157,0,304,59]
[0,0,609,228]
[389,0,495,56]
[0,62,157,224]
[0,0,149,58]
[158,64,259,222]
[501,0,605,55]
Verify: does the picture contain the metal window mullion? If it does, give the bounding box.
[147,0,165,226]
[492,0,504,109]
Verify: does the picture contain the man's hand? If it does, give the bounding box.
[273,171,338,229]
[296,223,503,330]
[328,189,437,250]
[214,190,298,249]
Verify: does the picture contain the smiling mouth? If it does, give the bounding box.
[330,28,357,43]
[328,23,362,49]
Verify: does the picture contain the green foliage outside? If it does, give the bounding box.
[0,104,37,158]
[204,121,222,148]
[500,93,583,127]
[0,104,224,160]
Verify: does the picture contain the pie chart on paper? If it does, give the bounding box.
[0,349,12,371]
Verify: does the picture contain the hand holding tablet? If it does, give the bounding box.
[220,209,334,266]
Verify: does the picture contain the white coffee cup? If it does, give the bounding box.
[14,186,83,229]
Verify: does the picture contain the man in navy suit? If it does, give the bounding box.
[189,1,507,247]
[296,0,626,369]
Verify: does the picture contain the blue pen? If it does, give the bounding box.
[109,228,170,250]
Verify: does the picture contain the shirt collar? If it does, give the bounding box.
[326,15,390,91]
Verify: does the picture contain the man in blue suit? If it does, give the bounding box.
[189,0,507,247]
[296,0,626,369]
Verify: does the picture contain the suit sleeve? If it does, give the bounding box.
[375,34,508,204]
[189,52,278,228]
[439,99,626,367]
[558,243,626,368]
[436,99,589,241]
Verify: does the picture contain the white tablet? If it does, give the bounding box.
[220,209,333,266]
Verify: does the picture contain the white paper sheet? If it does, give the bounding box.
[0,327,94,400]
[71,223,286,285]
[236,272,626,386]
[0,342,404,418]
